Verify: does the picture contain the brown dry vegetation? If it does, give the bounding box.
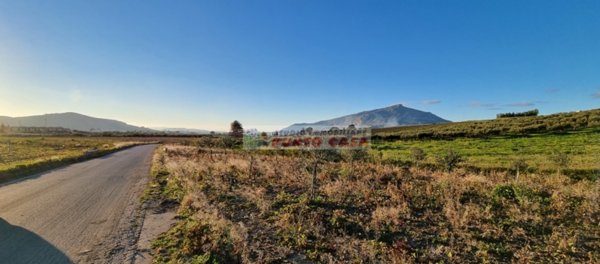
[149,145,599,263]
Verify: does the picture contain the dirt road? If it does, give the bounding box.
[0,144,157,264]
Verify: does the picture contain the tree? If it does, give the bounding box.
[230,120,244,138]
[411,147,427,168]
[497,109,539,118]
[0,123,5,134]
[436,149,464,172]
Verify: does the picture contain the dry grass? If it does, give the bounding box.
[150,145,599,263]
[0,136,149,182]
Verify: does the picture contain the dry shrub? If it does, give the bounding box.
[151,145,600,263]
[370,205,407,232]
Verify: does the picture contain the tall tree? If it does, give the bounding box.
[230,120,244,138]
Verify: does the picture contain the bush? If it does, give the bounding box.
[410,147,426,167]
[550,152,570,175]
[511,158,528,181]
[436,149,464,172]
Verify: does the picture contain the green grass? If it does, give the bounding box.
[372,128,600,172]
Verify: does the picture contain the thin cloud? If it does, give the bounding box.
[469,101,502,111]
[469,101,496,108]
[545,88,559,94]
[592,91,600,99]
[505,100,546,107]
[487,107,504,111]
[420,99,441,105]
[506,102,535,107]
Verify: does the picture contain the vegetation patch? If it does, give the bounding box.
[0,136,147,183]
[148,144,599,263]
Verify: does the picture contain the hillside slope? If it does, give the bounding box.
[284,104,449,131]
[0,112,153,132]
[373,108,600,139]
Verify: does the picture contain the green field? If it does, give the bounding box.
[373,128,600,172]
[370,110,600,178]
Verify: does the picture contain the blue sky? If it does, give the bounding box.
[1,0,599,131]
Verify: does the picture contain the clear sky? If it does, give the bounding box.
[1,1,599,131]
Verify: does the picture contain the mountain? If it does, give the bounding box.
[283,104,450,131]
[0,112,155,132]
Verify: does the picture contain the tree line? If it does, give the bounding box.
[496,109,539,118]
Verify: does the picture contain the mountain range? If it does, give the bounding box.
[1,104,450,133]
[0,112,154,132]
[283,104,449,131]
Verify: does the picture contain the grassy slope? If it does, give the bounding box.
[373,108,600,139]
[370,109,600,175]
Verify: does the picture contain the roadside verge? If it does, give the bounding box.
[0,142,156,185]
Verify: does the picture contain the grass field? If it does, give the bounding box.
[147,146,599,263]
[369,110,600,179]
[0,136,146,182]
[372,128,600,173]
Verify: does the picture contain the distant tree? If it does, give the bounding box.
[497,109,539,119]
[0,123,5,134]
[436,149,464,172]
[511,158,528,181]
[411,147,427,168]
[230,120,244,138]
[347,124,356,130]
[550,152,570,175]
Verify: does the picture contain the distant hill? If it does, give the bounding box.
[151,127,212,135]
[0,112,154,132]
[283,104,450,131]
